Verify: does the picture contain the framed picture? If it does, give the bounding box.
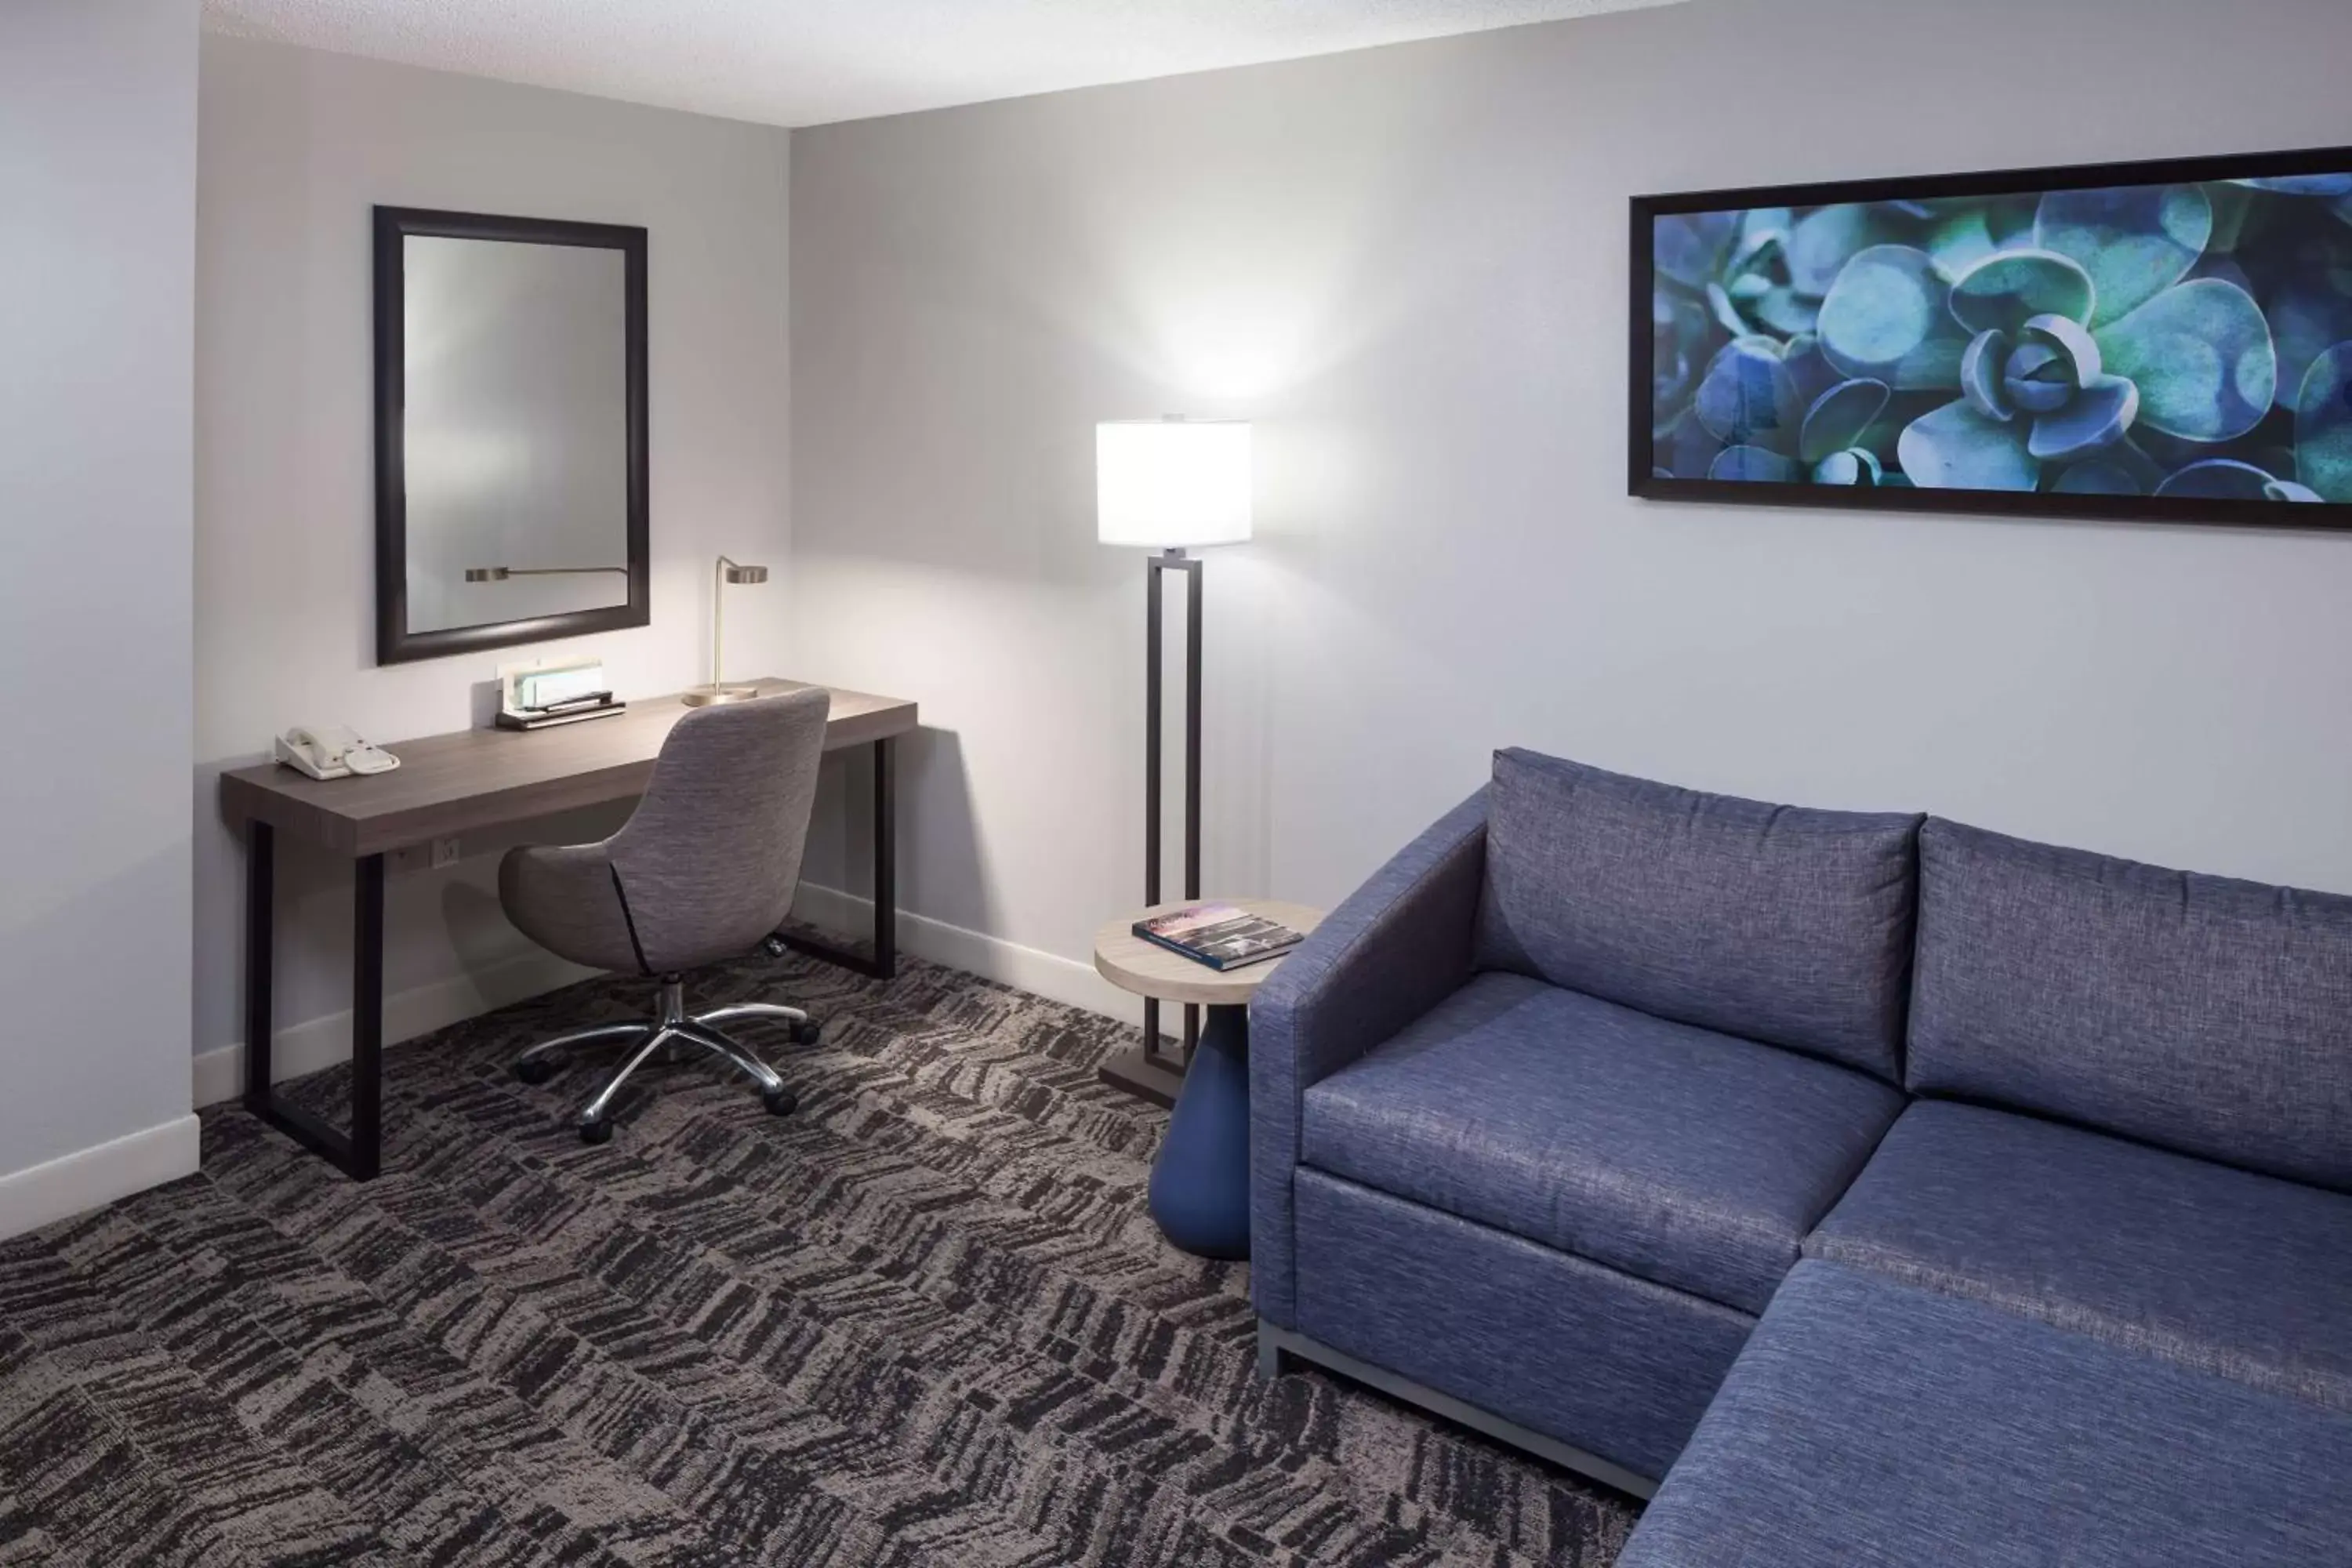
[1631,146,2352,528]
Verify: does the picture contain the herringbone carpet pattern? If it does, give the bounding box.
[0,953,1637,1566]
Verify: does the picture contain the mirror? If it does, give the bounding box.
[374,207,648,663]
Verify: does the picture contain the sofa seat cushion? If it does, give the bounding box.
[1809,1100,2352,1410]
[1301,971,1904,1313]
[1616,1261,2352,1568]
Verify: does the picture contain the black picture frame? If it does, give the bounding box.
[1630,143,2352,531]
[374,205,651,665]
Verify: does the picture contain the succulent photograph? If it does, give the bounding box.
[1642,163,2352,513]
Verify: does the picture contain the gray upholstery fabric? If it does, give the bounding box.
[501,688,831,976]
[1293,1168,1755,1483]
[1250,789,1487,1328]
[1472,750,1920,1081]
[1910,817,2352,1192]
[1617,1261,2352,1568]
[1303,972,1901,1312]
[1807,1100,2352,1411]
[496,840,644,975]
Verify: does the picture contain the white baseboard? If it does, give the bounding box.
[13,903,1115,1242]
[793,883,1134,1022]
[192,948,597,1109]
[190,888,1131,1112]
[0,1113,201,1241]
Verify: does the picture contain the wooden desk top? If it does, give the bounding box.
[1093,900,1325,1008]
[220,678,916,858]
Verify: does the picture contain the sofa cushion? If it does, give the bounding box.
[1808,1100,2352,1410]
[1617,1261,2352,1568]
[1301,971,1904,1313]
[1472,749,1921,1080]
[1911,818,2352,1191]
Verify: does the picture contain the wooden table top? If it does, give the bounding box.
[219,678,916,858]
[1092,899,1326,1007]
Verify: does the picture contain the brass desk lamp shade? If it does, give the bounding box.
[684,556,769,706]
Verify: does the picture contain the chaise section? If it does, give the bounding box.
[1291,1169,1755,1483]
[1617,1260,2352,1568]
[1809,1099,2352,1410]
[1304,972,1903,1313]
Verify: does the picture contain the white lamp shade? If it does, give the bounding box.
[1096,419,1253,548]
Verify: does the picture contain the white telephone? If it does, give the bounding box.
[274,724,401,781]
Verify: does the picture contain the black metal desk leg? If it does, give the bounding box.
[349,854,384,1178]
[871,735,896,979]
[243,821,276,1113]
[780,735,899,980]
[243,826,386,1181]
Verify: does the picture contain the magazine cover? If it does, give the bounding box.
[1134,903,1305,971]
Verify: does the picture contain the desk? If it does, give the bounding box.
[219,678,918,1179]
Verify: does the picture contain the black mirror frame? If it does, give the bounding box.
[1629,142,2352,532]
[373,205,651,665]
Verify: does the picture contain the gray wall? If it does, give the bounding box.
[194,37,794,1069]
[0,0,199,1203]
[790,0,2352,987]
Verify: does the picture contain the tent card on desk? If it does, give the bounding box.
[1133,904,1305,971]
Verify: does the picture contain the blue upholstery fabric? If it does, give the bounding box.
[1250,789,1488,1327]
[1303,973,1901,1312]
[1911,817,2352,1192]
[1617,1261,2352,1568]
[1809,1100,2352,1410]
[1292,1168,1755,1482]
[1472,750,1920,1081]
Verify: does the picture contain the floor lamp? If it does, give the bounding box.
[1095,416,1254,1105]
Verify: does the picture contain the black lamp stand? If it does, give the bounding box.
[1099,547,1203,1107]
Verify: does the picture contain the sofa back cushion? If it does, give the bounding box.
[1472,750,1922,1080]
[1910,818,2352,1192]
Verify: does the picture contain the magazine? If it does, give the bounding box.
[1133,903,1305,971]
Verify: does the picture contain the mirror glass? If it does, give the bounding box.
[376,209,647,664]
[405,237,629,632]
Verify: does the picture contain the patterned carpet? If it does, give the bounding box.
[0,952,1637,1566]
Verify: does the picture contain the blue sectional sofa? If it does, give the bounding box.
[1250,748,2352,1559]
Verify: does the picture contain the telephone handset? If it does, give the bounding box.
[274,724,401,781]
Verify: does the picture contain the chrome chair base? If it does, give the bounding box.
[514,975,818,1143]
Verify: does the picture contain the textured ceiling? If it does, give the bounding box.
[201,0,1685,128]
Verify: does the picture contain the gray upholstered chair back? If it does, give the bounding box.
[604,687,831,973]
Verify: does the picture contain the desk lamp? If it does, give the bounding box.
[683,556,770,706]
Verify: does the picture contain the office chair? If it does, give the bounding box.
[500,686,830,1144]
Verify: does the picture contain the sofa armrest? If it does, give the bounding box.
[1249,788,1488,1327]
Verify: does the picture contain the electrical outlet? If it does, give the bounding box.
[431,837,462,869]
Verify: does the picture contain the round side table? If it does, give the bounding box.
[1094,900,1323,1261]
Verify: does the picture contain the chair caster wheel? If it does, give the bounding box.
[762,934,789,958]
[515,1057,560,1085]
[789,1020,822,1047]
[579,1117,612,1145]
[762,1084,799,1117]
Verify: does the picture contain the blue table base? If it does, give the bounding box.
[1148,1003,1253,1260]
